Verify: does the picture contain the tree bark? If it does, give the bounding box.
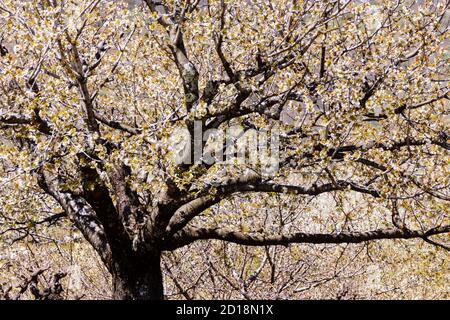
[111,248,164,300]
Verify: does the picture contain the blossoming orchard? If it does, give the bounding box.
[0,0,448,300]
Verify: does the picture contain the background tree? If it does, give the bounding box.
[0,0,449,300]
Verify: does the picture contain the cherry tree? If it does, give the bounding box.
[0,0,448,299]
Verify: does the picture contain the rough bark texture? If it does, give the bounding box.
[111,249,163,300]
[1,0,449,300]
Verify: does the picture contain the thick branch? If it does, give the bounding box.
[36,170,112,267]
[78,160,133,251]
[165,174,379,239]
[94,112,142,135]
[0,111,51,134]
[0,113,32,125]
[144,0,199,112]
[164,225,450,250]
[108,163,146,241]
[281,135,450,168]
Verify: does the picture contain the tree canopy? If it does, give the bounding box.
[0,0,449,300]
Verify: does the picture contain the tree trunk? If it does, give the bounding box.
[111,249,164,300]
